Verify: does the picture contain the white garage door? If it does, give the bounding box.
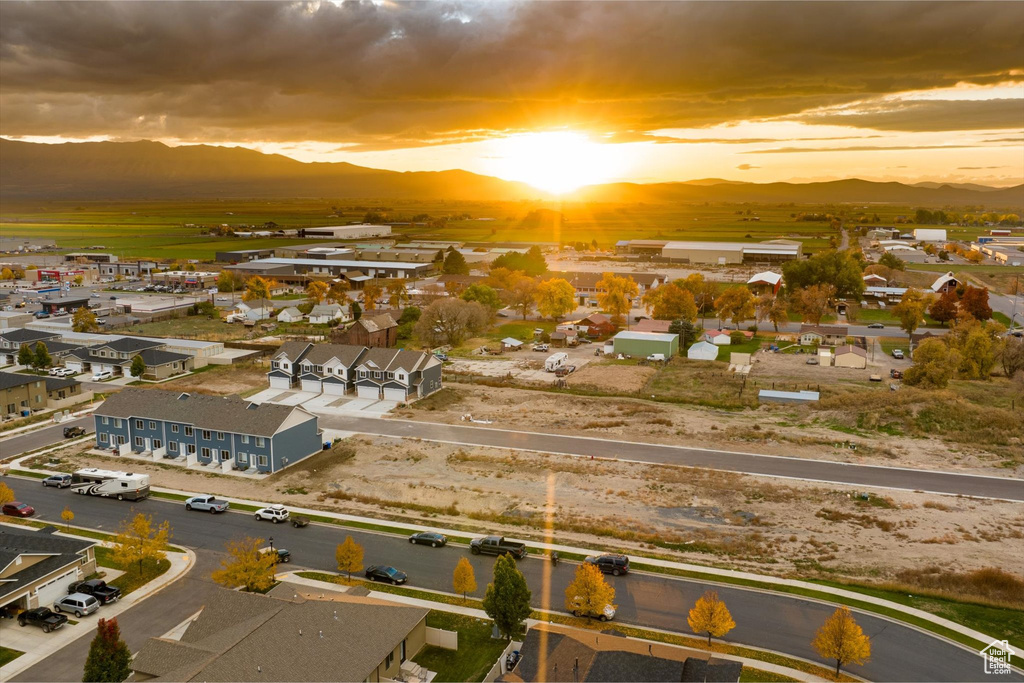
[383,387,409,402]
[34,568,79,609]
[357,384,381,399]
[65,361,83,374]
[269,376,291,390]
[323,382,347,396]
[300,379,322,393]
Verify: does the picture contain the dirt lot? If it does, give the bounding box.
[445,344,599,383]
[150,363,269,396]
[32,439,1024,579]
[396,384,1018,475]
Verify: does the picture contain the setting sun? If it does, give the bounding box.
[483,131,623,194]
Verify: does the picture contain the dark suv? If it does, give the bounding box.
[68,579,121,605]
[584,553,630,576]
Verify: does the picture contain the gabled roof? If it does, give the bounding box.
[239,298,275,310]
[835,344,867,358]
[136,348,191,367]
[300,344,367,368]
[746,271,782,286]
[578,312,612,326]
[356,347,435,374]
[0,526,95,602]
[799,324,849,336]
[272,341,314,363]
[95,389,314,437]
[931,271,959,292]
[277,306,302,317]
[92,337,165,354]
[353,314,397,333]
[633,318,672,333]
[501,337,524,346]
[310,303,343,316]
[0,372,48,391]
[45,376,82,391]
[0,328,61,345]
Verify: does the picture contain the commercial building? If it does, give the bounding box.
[40,295,92,315]
[226,258,432,283]
[150,271,219,289]
[214,248,276,263]
[95,260,160,279]
[300,224,393,239]
[0,526,98,614]
[614,239,668,256]
[913,228,948,242]
[611,331,679,358]
[93,389,322,473]
[661,240,802,265]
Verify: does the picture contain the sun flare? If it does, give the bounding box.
[483,131,620,194]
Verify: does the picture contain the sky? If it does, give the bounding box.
[1,0,1022,193]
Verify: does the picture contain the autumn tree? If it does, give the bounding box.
[335,535,364,583]
[306,280,329,304]
[959,285,992,321]
[33,342,52,369]
[794,284,836,325]
[946,318,1002,380]
[680,273,719,321]
[928,288,959,326]
[216,270,240,293]
[0,267,13,280]
[812,606,872,677]
[83,618,132,683]
[112,512,170,574]
[783,250,864,299]
[687,589,736,645]
[643,282,697,321]
[211,536,278,592]
[564,563,616,620]
[596,273,639,326]
[327,280,351,304]
[129,355,146,379]
[0,482,14,506]
[385,279,410,309]
[903,338,956,389]
[506,275,538,320]
[1001,336,1024,378]
[243,276,271,301]
[767,295,789,332]
[893,289,928,336]
[534,278,577,321]
[482,554,532,640]
[452,557,478,600]
[714,286,755,328]
[414,298,490,347]
[72,306,99,333]
[361,280,383,311]
[484,266,519,291]
[61,506,74,531]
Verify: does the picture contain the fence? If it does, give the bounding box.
[483,638,524,683]
[425,627,458,650]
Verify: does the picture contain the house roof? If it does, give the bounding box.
[277,307,302,317]
[354,314,397,333]
[45,376,82,391]
[862,273,888,282]
[746,271,782,286]
[301,344,368,367]
[93,337,165,354]
[835,344,867,358]
[687,341,720,359]
[272,341,314,362]
[310,303,342,316]
[239,298,275,310]
[132,584,428,683]
[501,337,524,346]
[578,313,612,326]
[136,348,191,367]
[95,388,314,437]
[799,324,849,336]
[549,271,665,288]
[613,331,677,343]
[0,328,61,345]
[0,372,48,391]
[357,347,436,374]
[632,319,672,333]
[705,328,753,339]
[0,526,95,602]
[930,272,959,292]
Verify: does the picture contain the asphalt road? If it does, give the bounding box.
[322,416,1024,502]
[0,416,93,457]
[8,478,1018,683]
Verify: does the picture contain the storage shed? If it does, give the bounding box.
[834,344,867,369]
[758,389,820,404]
[612,331,679,358]
[686,340,719,361]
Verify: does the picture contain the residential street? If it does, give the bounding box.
[0,416,93,456]
[7,478,1019,683]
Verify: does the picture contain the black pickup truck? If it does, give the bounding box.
[470,536,527,559]
[18,607,68,633]
[68,579,121,605]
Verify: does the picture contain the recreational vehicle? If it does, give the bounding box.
[70,468,150,501]
[544,352,569,372]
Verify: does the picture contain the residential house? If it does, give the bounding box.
[276,307,304,324]
[575,312,616,338]
[704,329,753,346]
[834,344,868,369]
[64,337,193,380]
[0,525,98,613]
[0,328,61,364]
[93,389,321,473]
[548,271,666,306]
[549,329,578,347]
[353,347,443,402]
[746,271,783,295]
[332,314,398,348]
[129,582,429,683]
[687,341,719,360]
[633,318,672,334]
[309,303,346,325]
[267,341,315,390]
[930,272,960,294]
[799,324,849,346]
[295,344,369,395]
[1,372,90,418]
[236,299,276,322]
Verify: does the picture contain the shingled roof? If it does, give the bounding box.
[353,313,398,333]
[95,388,313,437]
[0,526,95,602]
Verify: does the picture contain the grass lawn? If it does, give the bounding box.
[740,669,798,683]
[856,307,942,329]
[492,320,554,341]
[0,647,24,668]
[877,336,908,356]
[413,611,508,683]
[643,357,756,409]
[994,311,1012,326]
[122,315,248,341]
[94,547,171,597]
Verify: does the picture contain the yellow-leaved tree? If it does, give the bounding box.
[564,563,616,620]
[243,276,271,302]
[452,557,477,601]
[361,281,383,311]
[812,606,872,677]
[112,512,171,575]
[61,506,75,531]
[596,273,639,326]
[0,482,14,506]
[335,536,364,583]
[305,281,329,305]
[687,589,736,645]
[211,537,278,593]
[534,278,576,321]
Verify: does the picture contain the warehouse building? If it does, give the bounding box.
[661,240,802,265]
[226,258,432,283]
[611,331,679,358]
[300,224,392,239]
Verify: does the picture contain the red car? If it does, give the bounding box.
[2,502,35,518]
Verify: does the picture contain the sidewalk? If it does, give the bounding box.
[0,405,97,441]
[279,572,839,683]
[0,541,195,681]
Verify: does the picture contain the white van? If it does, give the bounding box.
[91,370,114,381]
[545,352,569,372]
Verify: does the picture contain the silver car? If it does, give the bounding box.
[54,593,100,618]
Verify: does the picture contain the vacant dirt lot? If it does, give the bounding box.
[153,363,268,396]
[32,438,1024,580]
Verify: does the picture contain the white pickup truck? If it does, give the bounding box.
[184,495,230,513]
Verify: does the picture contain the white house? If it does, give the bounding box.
[236,299,275,322]
[276,307,304,323]
[309,303,345,325]
[704,329,753,346]
[687,341,719,361]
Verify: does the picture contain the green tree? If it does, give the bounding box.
[442,250,470,275]
[129,355,146,379]
[878,252,905,271]
[482,554,532,640]
[33,342,52,369]
[669,319,698,348]
[216,270,238,293]
[17,343,33,367]
[72,306,99,333]
[83,618,132,683]
[782,250,864,299]
[351,301,362,321]
[491,247,548,276]
[461,284,502,311]
[946,318,1002,380]
[904,339,956,389]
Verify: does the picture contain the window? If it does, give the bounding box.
[201,447,211,458]
[386,372,394,379]
[149,421,156,430]
[135,419,143,429]
[315,365,323,373]
[240,435,249,444]
[117,435,126,445]
[114,419,122,428]
[153,439,162,449]
[257,455,268,467]
[184,426,193,436]
[134,437,143,447]
[101,416,109,425]
[385,652,395,669]
[171,424,179,433]
[254,437,265,448]
[99,433,108,444]
[238,452,248,463]
[202,430,211,440]
[374,371,381,379]
[186,444,196,455]
[217,432,225,440]
[168,442,178,453]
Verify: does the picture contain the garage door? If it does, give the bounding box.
[323,382,347,396]
[383,387,409,402]
[300,379,322,393]
[65,361,83,374]
[34,568,79,609]
[357,384,381,399]
[269,376,291,390]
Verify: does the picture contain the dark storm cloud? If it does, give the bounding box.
[791,99,1024,131]
[1,1,1022,146]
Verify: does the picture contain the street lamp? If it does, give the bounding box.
[269,536,274,552]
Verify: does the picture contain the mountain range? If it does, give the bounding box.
[1,139,1021,207]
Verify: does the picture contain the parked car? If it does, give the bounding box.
[554,365,576,377]
[365,565,408,585]
[568,598,617,622]
[647,353,666,362]
[260,547,291,563]
[68,579,121,605]
[433,352,449,361]
[34,311,50,319]
[806,356,819,365]
[185,495,229,513]
[584,553,630,576]
[53,593,100,618]
[291,515,310,528]
[49,367,75,377]
[91,370,114,381]
[2,502,35,518]
[254,504,289,523]
[63,426,87,438]
[470,536,527,559]
[408,531,447,548]
[17,607,68,633]
[42,473,72,488]
[892,349,904,359]
[867,323,885,329]
[533,343,549,353]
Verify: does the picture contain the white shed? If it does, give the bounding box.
[687,341,720,361]
[277,307,303,323]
